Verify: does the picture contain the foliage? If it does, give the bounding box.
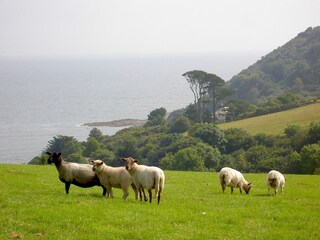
[189,123,225,149]
[43,135,83,162]
[28,154,48,165]
[83,137,101,157]
[182,70,230,123]
[169,116,191,133]
[228,26,320,104]
[88,127,103,141]
[31,105,320,174]
[145,107,167,126]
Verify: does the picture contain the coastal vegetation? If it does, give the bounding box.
[29,27,320,175]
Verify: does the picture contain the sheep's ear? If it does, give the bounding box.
[98,161,104,166]
[134,159,138,163]
[121,158,126,162]
[248,183,252,186]
[46,152,51,156]
[57,152,62,157]
[89,160,94,165]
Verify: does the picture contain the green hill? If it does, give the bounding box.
[218,101,320,135]
[228,26,320,103]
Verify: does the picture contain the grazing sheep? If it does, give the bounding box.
[122,157,165,204]
[91,160,138,199]
[267,170,285,196]
[47,152,106,196]
[219,167,251,194]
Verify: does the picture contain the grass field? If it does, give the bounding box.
[218,102,320,135]
[0,164,319,240]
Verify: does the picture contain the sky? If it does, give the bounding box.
[0,0,319,58]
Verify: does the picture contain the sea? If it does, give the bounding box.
[0,52,263,164]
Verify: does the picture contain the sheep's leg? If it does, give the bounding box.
[122,188,129,199]
[141,188,148,202]
[148,189,152,203]
[231,187,234,194]
[131,183,138,200]
[157,192,161,204]
[274,187,278,196]
[221,184,226,193]
[65,183,71,194]
[239,187,242,194]
[137,186,144,202]
[268,187,271,196]
[102,186,107,196]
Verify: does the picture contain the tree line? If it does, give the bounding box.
[30,107,320,175]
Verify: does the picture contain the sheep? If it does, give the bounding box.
[219,167,251,194]
[91,160,138,199]
[122,157,165,204]
[46,152,106,196]
[267,170,285,196]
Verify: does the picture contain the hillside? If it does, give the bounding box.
[228,26,320,103]
[218,101,320,135]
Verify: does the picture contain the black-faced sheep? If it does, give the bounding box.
[219,167,251,194]
[91,160,138,199]
[267,170,285,196]
[46,152,106,195]
[122,157,165,204]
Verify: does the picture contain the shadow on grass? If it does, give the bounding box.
[253,193,270,197]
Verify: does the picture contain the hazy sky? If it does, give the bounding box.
[0,0,319,58]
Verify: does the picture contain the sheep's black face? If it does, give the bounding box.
[244,183,252,195]
[46,152,62,164]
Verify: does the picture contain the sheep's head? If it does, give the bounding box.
[243,183,252,195]
[122,157,138,171]
[46,152,62,164]
[91,160,104,173]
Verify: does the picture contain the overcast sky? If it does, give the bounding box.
[0,0,319,58]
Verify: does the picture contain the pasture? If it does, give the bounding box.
[0,164,319,239]
[218,102,320,135]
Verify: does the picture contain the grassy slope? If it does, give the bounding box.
[218,102,320,135]
[1,164,320,240]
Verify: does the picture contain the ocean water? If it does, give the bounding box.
[0,53,262,163]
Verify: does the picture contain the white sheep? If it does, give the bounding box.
[46,152,106,195]
[267,170,285,196]
[219,167,252,194]
[122,157,165,204]
[91,160,138,199]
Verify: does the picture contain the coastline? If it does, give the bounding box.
[82,118,147,128]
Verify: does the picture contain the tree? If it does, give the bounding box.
[145,107,167,126]
[223,128,255,153]
[225,99,255,121]
[44,135,82,161]
[300,144,320,174]
[90,149,116,166]
[205,73,229,123]
[88,128,103,141]
[172,147,206,171]
[189,123,226,149]
[170,116,191,133]
[182,70,207,122]
[83,137,101,157]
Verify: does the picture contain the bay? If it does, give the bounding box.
[0,53,262,163]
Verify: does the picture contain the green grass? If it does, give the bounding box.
[218,102,320,135]
[1,165,320,239]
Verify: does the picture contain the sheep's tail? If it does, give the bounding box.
[155,172,165,204]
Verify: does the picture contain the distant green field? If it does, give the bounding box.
[218,102,320,135]
[0,164,319,239]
